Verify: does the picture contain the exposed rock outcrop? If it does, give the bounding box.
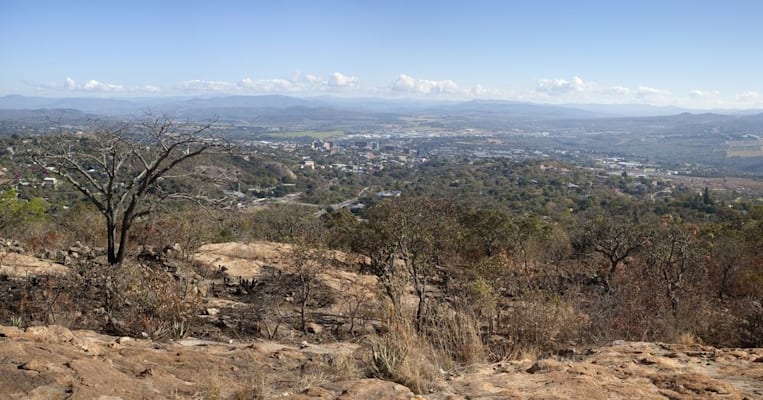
[1,325,761,399]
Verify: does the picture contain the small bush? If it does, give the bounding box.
[96,262,202,340]
[12,275,80,327]
[367,321,440,394]
[327,351,362,381]
[500,296,589,355]
[736,299,763,347]
[423,305,485,368]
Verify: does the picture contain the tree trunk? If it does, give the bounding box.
[605,259,619,293]
[381,276,402,318]
[718,265,731,300]
[115,223,129,265]
[413,270,426,332]
[300,282,310,333]
[300,299,307,333]
[106,216,118,265]
[415,286,426,332]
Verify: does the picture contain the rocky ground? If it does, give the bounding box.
[1,241,762,399]
[0,324,761,399]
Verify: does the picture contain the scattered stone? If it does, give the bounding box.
[73,337,104,356]
[115,337,131,344]
[558,348,577,358]
[0,252,69,277]
[638,357,657,365]
[0,238,26,254]
[305,322,323,335]
[25,384,69,400]
[526,362,544,374]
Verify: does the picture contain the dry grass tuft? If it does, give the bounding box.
[368,320,441,394]
[424,305,485,369]
[501,297,589,355]
[327,351,362,381]
[676,332,701,346]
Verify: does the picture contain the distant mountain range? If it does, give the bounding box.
[2,94,758,118]
[1,94,762,136]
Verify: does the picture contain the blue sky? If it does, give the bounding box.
[1,0,762,108]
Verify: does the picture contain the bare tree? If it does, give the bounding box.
[32,115,225,265]
[707,223,757,300]
[710,231,747,299]
[356,197,458,331]
[291,243,327,333]
[579,215,646,292]
[644,220,704,315]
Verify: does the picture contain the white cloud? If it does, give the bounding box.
[64,77,77,90]
[179,79,237,92]
[237,78,257,90]
[27,72,500,99]
[302,74,323,84]
[34,74,748,109]
[469,84,502,97]
[328,72,358,88]
[604,86,631,96]
[238,77,300,92]
[177,72,361,94]
[139,85,161,93]
[735,91,760,103]
[82,79,124,92]
[391,74,460,94]
[294,73,325,91]
[383,74,500,98]
[688,89,720,98]
[636,85,670,98]
[292,74,326,90]
[536,76,586,95]
[391,73,416,92]
[30,77,161,93]
[530,77,685,105]
[293,71,358,91]
[535,76,633,100]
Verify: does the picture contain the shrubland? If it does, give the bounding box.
[1,135,762,394]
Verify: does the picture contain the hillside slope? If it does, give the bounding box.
[0,324,761,399]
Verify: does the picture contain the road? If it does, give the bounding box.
[313,186,369,217]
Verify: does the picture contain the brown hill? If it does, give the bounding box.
[0,241,761,399]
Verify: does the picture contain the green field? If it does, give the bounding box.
[269,130,345,139]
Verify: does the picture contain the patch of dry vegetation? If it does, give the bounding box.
[1,192,762,396]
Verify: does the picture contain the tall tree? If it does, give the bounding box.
[32,116,225,265]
